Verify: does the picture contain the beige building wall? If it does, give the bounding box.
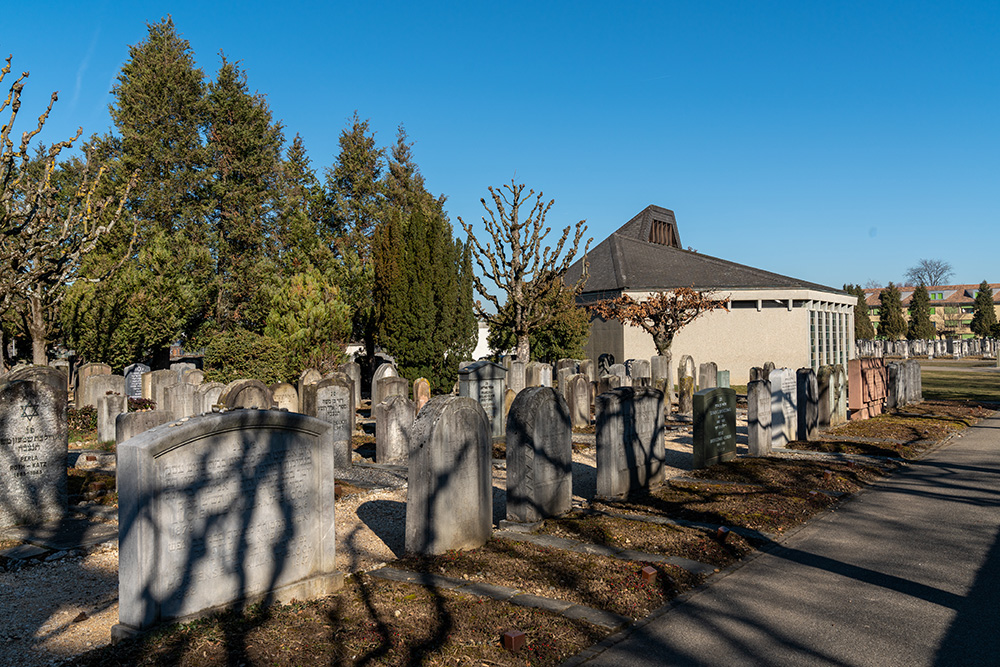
[586,288,856,385]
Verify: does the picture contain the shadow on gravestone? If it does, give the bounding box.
[113,410,343,641]
[595,386,665,499]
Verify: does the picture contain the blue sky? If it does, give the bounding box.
[5,1,998,290]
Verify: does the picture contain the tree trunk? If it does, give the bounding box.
[516,333,530,363]
[28,292,48,366]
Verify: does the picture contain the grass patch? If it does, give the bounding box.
[921,371,1000,404]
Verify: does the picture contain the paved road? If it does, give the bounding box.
[572,412,1000,667]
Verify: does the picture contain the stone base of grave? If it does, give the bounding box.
[498,519,543,534]
[110,570,345,644]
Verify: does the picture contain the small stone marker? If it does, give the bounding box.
[270,382,299,412]
[506,387,572,523]
[114,411,343,639]
[503,631,526,652]
[458,360,507,439]
[315,375,355,469]
[692,387,737,469]
[768,368,797,448]
[124,363,150,399]
[405,396,491,555]
[746,379,771,456]
[97,394,128,443]
[375,395,415,464]
[640,565,657,584]
[413,378,431,413]
[0,379,67,530]
[595,387,665,498]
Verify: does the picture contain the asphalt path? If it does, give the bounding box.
[571,412,1000,667]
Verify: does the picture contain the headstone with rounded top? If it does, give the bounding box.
[195,382,226,414]
[566,373,590,428]
[375,394,415,464]
[123,363,150,399]
[413,378,431,414]
[315,374,354,468]
[376,376,409,406]
[506,387,572,523]
[458,360,507,438]
[183,369,204,385]
[270,382,299,412]
[370,363,398,402]
[678,355,696,382]
[219,379,272,410]
[698,362,718,391]
[74,362,111,406]
[747,379,771,456]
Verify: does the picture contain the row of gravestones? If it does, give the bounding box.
[857,338,997,360]
[108,383,677,638]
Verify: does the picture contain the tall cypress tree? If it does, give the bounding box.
[878,283,907,340]
[971,280,997,339]
[844,285,876,340]
[274,134,332,274]
[907,284,936,340]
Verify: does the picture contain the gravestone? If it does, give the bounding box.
[595,387,665,498]
[525,362,552,388]
[270,382,299,412]
[630,359,651,381]
[817,366,834,428]
[97,394,129,443]
[298,368,322,414]
[124,363,150,399]
[146,370,178,409]
[375,376,408,406]
[650,354,674,415]
[678,376,695,416]
[183,369,204,386]
[219,379,272,410]
[508,360,526,395]
[0,380,68,530]
[75,362,111,406]
[170,362,196,382]
[678,355,696,382]
[832,365,848,425]
[195,382,225,414]
[763,361,776,376]
[503,388,516,423]
[405,396,491,555]
[747,379,771,456]
[716,370,730,389]
[566,373,590,428]
[114,411,342,639]
[458,360,507,438]
[556,367,573,395]
[768,368,797,448]
[698,362,718,391]
[607,363,627,379]
[370,363,398,402]
[163,383,196,420]
[48,359,71,391]
[506,387,572,523]
[315,375,355,468]
[555,358,577,378]
[579,359,595,383]
[82,374,126,409]
[116,410,174,445]
[596,374,622,397]
[375,394,414,464]
[339,361,362,407]
[749,367,766,382]
[413,378,431,414]
[8,366,68,402]
[692,387,737,469]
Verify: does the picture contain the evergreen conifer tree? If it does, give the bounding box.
[877,282,907,340]
[845,284,876,339]
[907,284,936,340]
[970,280,997,339]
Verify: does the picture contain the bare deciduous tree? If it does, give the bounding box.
[903,259,953,287]
[1,55,136,365]
[458,180,590,362]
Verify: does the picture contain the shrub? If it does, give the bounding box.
[203,329,289,385]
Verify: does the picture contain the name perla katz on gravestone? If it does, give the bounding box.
[405,396,492,555]
[595,387,666,499]
[458,360,507,439]
[314,374,355,469]
[768,368,797,448]
[113,410,343,641]
[270,382,299,413]
[506,387,572,523]
[370,363,398,403]
[375,394,415,464]
[692,387,737,469]
[124,363,150,399]
[746,379,771,456]
[0,379,67,530]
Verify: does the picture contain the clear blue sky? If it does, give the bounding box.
[6,1,998,290]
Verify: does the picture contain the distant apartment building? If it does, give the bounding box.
[863,284,1000,339]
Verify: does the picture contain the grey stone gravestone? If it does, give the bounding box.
[698,362,718,391]
[339,361,361,407]
[0,379,67,529]
[631,359,651,380]
[413,378,431,414]
[503,388,516,423]
[692,387,737,469]
[375,394,414,464]
[678,376,695,416]
[7,366,68,402]
[566,373,591,428]
[768,368,797,448]
[83,374,126,409]
[315,375,355,468]
[97,394,128,443]
[114,411,342,639]
[298,368,322,414]
[508,360,526,395]
[405,396,491,555]
[146,370,178,409]
[116,410,174,445]
[716,370,730,389]
[525,361,552,388]
[556,367,574,395]
[375,376,408,406]
[579,359,595,383]
[170,362,196,381]
[747,379,771,456]
[650,354,674,414]
[595,387,665,498]
[596,374,622,396]
[183,369,204,385]
[195,382,225,414]
[678,355,696,382]
[817,365,834,428]
[270,382,299,412]
[763,361,776,376]
[124,363,150,399]
[458,360,507,439]
[370,363,398,402]
[506,387,572,523]
[74,362,111,406]
[832,365,847,426]
[749,367,765,382]
[163,383,196,420]
[555,359,577,378]
[608,363,627,379]
[220,379,273,410]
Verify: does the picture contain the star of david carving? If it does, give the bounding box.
[21,403,39,421]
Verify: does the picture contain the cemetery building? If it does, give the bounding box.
[863,283,1000,340]
[565,205,856,381]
